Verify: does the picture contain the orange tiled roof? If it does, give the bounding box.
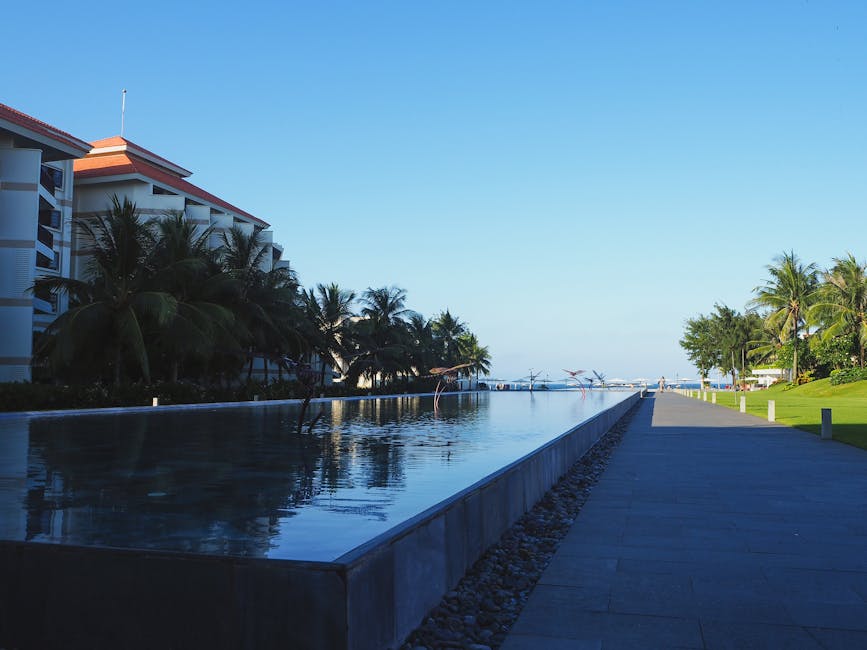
[0,103,91,155]
[75,150,268,227]
[88,136,192,177]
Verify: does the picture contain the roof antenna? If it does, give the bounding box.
[121,89,127,138]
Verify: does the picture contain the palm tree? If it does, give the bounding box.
[810,253,867,367]
[34,196,176,385]
[457,333,492,384]
[304,283,356,387]
[432,309,467,367]
[148,212,236,382]
[405,313,436,379]
[221,226,303,382]
[751,251,818,382]
[244,265,304,383]
[349,286,413,388]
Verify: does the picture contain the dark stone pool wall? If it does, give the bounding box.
[0,391,640,650]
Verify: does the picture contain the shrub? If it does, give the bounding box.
[829,367,867,386]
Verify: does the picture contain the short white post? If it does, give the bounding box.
[821,408,832,440]
[768,400,775,422]
[703,391,707,401]
[253,395,259,401]
[712,392,717,404]
[152,397,159,407]
[739,396,746,413]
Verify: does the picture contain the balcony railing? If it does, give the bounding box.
[33,288,58,314]
[38,209,62,230]
[39,165,63,195]
[36,251,59,271]
[37,226,53,249]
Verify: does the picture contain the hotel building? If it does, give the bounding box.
[73,137,284,277]
[0,103,294,383]
[0,104,91,382]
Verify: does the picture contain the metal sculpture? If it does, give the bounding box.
[592,370,607,389]
[430,363,473,410]
[562,368,587,398]
[280,357,325,434]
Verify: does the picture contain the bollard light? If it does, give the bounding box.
[711,392,717,404]
[152,397,159,407]
[768,400,775,422]
[739,396,746,413]
[821,408,832,440]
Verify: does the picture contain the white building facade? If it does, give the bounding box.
[73,136,282,276]
[0,104,91,382]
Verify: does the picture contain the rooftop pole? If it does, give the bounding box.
[121,89,127,137]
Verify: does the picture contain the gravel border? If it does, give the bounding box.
[400,402,638,650]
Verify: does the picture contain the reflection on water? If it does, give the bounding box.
[0,391,631,561]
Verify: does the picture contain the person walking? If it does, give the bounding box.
[658,376,665,392]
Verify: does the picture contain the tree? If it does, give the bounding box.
[303,283,356,387]
[751,251,818,382]
[221,226,303,382]
[711,305,764,388]
[810,253,867,368]
[457,333,491,383]
[34,196,176,385]
[432,309,467,367]
[148,211,235,382]
[679,314,719,384]
[349,286,413,388]
[405,313,436,378]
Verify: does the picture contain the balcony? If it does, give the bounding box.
[40,164,63,195]
[39,209,62,230]
[33,286,58,314]
[36,226,54,263]
[36,251,59,271]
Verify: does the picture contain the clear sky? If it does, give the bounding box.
[4,1,866,382]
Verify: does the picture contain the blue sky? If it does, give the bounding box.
[4,1,866,382]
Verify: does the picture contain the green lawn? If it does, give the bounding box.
[700,379,867,450]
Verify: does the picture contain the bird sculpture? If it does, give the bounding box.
[430,363,473,410]
[562,369,587,398]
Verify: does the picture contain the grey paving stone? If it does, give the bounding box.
[805,626,867,650]
[500,634,603,650]
[510,607,703,648]
[699,620,823,649]
[783,601,867,630]
[501,393,867,650]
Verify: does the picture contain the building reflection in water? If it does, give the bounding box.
[4,394,487,558]
[0,390,625,560]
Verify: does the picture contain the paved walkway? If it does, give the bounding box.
[501,392,867,649]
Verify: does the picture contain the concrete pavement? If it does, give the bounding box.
[501,392,867,649]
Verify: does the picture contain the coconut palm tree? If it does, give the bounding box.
[751,251,819,382]
[220,226,303,382]
[810,253,867,367]
[348,286,413,388]
[432,309,467,367]
[34,196,176,384]
[405,313,436,379]
[303,283,356,387]
[148,212,236,382]
[457,333,492,384]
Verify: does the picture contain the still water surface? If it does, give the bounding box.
[0,390,631,561]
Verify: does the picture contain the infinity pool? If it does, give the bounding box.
[0,390,632,561]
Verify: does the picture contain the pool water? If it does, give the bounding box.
[0,390,632,561]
